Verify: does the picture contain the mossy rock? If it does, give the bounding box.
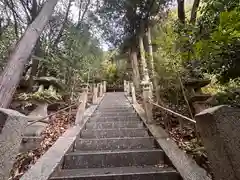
[16,90,62,104]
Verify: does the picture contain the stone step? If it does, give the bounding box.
[94,113,136,117]
[63,149,164,169]
[97,105,131,107]
[80,128,149,138]
[50,166,179,180]
[90,116,140,122]
[93,113,138,118]
[75,137,156,151]
[85,121,144,129]
[96,108,134,111]
[95,109,136,114]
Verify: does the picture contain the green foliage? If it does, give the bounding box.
[16,90,62,103]
[93,0,171,47]
[100,58,126,85]
[0,26,17,72]
[152,0,240,106]
[195,7,240,83]
[203,77,240,106]
[37,24,104,88]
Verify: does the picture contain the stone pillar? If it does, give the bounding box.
[97,83,100,97]
[142,81,153,124]
[125,81,128,95]
[103,81,107,93]
[99,82,103,97]
[92,84,98,105]
[102,82,105,94]
[126,81,130,96]
[0,108,28,180]
[89,83,93,93]
[195,105,240,180]
[75,88,88,125]
[124,80,126,92]
[130,82,137,104]
[150,81,153,94]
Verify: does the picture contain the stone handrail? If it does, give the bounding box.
[125,80,240,180]
[0,81,106,180]
[20,81,106,180]
[75,81,105,125]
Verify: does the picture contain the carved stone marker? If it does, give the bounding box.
[195,105,240,180]
[0,108,28,180]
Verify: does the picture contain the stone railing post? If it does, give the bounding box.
[142,81,153,124]
[125,81,128,95]
[89,83,93,94]
[96,83,100,97]
[103,81,107,93]
[126,81,130,96]
[124,80,126,92]
[150,81,153,94]
[130,82,137,104]
[92,83,98,104]
[0,109,28,180]
[75,87,88,125]
[99,82,103,97]
[195,105,240,180]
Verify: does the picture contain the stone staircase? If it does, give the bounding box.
[50,93,181,180]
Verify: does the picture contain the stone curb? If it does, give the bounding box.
[20,94,105,180]
[125,95,212,180]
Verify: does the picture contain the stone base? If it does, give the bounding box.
[24,122,48,136]
[20,136,43,152]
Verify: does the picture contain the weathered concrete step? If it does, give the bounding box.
[93,113,138,117]
[85,121,144,129]
[75,137,156,151]
[90,116,140,122]
[63,149,164,169]
[94,112,136,116]
[80,128,149,138]
[96,108,134,112]
[97,105,131,107]
[96,107,134,110]
[50,166,179,180]
[95,111,136,115]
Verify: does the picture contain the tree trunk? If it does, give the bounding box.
[139,33,150,83]
[77,0,91,27]
[146,27,157,86]
[177,0,185,24]
[190,0,201,24]
[0,0,59,108]
[129,46,141,90]
[146,26,161,103]
[27,40,42,91]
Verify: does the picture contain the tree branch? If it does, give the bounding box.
[190,0,200,24]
